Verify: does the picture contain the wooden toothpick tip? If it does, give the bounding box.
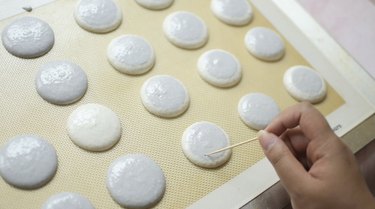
[205,131,263,156]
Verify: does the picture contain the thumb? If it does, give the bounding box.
[258,130,308,193]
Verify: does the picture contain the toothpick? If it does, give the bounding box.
[205,132,261,156]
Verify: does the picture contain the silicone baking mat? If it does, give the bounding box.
[0,0,344,208]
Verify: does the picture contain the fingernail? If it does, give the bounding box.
[258,130,276,151]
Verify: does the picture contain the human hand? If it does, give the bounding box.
[258,102,375,209]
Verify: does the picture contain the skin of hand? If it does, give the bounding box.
[258,102,375,209]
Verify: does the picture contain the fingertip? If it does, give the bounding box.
[258,130,276,152]
[257,129,266,137]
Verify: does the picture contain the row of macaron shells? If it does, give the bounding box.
[0,0,327,208]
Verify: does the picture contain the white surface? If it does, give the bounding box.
[1,16,54,58]
[74,0,122,33]
[244,27,285,61]
[140,75,190,118]
[238,93,280,130]
[283,65,326,103]
[181,121,232,168]
[163,11,208,49]
[67,103,122,151]
[197,49,242,88]
[41,192,95,209]
[135,0,174,10]
[35,61,88,105]
[106,154,166,208]
[107,35,155,75]
[211,0,253,26]
[0,135,58,189]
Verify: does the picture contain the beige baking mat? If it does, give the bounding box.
[0,0,344,208]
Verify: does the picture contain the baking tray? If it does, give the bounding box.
[0,0,371,208]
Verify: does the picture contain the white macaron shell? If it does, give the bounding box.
[244,27,285,61]
[197,49,242,87]
[238,93,280,130]
[283,66,327,103]
[140,75,190,118]
[181,121,232,168]
[1,16,54,58]
[0,135,58,189]
[67,103,122,151]
[74,0,122,33]
[107,35,155,75]
[163,11,208,49]
[211,0,253,26]
[106,154,166,208]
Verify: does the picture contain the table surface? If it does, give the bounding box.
[298,0,375,80]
